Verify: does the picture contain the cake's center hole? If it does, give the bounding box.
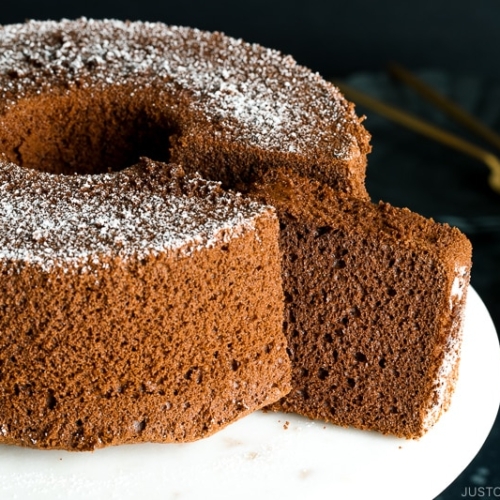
[0,88,177,175]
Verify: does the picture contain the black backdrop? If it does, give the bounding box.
[1,2,500,500]
[1,0,499,80]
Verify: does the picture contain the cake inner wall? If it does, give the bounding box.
[0,87,177,175]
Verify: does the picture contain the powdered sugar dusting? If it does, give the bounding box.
[422,266,469,431]
[450,265,468,310]
[422,332,462,431]
[0,160,272,273]
[0,18,361,159]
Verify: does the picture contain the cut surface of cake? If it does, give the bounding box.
[249,169,472,438]
[0,158,290,450]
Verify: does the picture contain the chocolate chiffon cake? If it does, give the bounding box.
[0,18,473,448]
[0,158,290,450]
[250,169,471,438]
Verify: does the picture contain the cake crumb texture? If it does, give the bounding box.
[252,169,472,438]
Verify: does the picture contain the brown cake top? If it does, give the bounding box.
[0,18,369,161]
[0,158,273,272]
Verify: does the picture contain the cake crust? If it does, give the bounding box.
[0,159,291,450]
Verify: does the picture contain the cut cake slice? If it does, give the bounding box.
[250,168,472,438]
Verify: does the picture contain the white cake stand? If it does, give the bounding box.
[0,286,498,500]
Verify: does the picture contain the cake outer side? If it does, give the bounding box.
[0,161,290,450]
[250,169,472,438]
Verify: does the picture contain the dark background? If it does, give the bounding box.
[1,0,500,80]
[1,1,499,498]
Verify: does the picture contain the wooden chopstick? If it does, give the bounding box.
[388,63,500,152]
[333,80,500,194]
